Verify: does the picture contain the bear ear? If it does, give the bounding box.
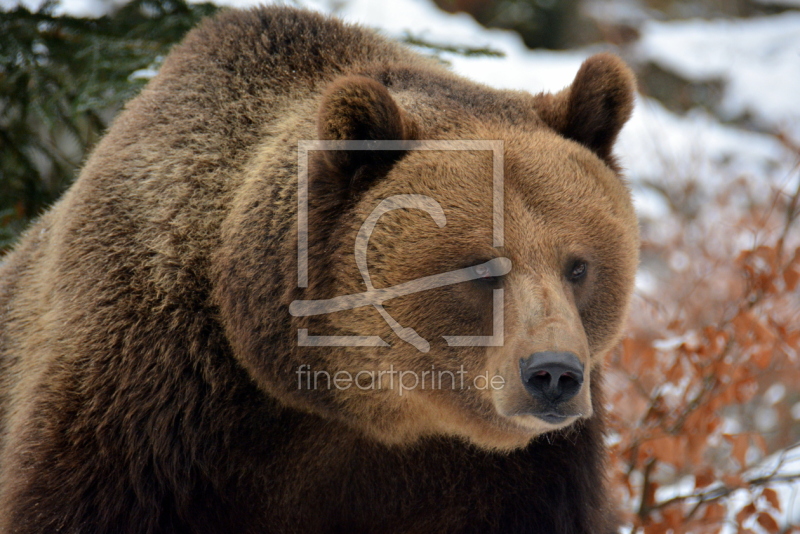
[535,53,636,164]
[316,76,415,189]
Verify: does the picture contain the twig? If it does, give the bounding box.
[652,471,800,514]
[776,174,800,265]
[638,458,658,520]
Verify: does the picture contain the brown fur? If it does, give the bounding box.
[0,6,639,533]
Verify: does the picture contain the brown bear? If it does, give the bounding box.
[0,6,639,533]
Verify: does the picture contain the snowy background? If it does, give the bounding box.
[3,0,799,531]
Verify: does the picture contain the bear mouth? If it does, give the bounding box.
[500,405,583,426]
[534,413,570,424]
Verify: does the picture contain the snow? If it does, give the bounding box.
[1,0,123,16]
[745,445,800,528]
[637,12,800,139]
[618,97,799,218]
[756,0,800,6]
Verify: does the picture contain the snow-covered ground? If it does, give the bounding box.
[637,12,800,139]
[3,0,800,529]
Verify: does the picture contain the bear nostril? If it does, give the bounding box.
[519,352,584,404]
[531,370,551,388]
[561,371,578,383]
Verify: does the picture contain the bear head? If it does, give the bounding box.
[215,53,639,451]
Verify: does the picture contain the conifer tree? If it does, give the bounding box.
[0,0,218,252]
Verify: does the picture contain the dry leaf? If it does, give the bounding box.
[756,512,780,533]
[762,488,781,511]
[736,503,756,525]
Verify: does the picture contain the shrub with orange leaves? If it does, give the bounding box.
[609,134,800,533]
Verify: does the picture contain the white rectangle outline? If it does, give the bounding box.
[296,139,504,347]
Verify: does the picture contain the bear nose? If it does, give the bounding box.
[519,351,584,404]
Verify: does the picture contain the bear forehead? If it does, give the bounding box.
[359,127,634,230]
[506,132,633,212]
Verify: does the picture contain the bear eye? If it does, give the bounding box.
[567,260,588,283]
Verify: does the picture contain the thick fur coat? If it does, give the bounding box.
[0,6,639,533]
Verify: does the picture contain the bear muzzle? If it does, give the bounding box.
[516,351,586,423]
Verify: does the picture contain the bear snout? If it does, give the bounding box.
[519,351,584,411]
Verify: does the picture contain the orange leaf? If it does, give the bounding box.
[640,436,688,468]
[762,488,781,511]
[733,311,776,347]
[666,357,685,382]
[695,468,715,489]
[756,512,780,533]
[724,434,750,467]
[663,506,683,529]
[722,472,746,488]
[735,378,758,403]
[736,503,756,525]
[755,245,777,267]
[687,432,711,465]
[785,266,800,291]
[753,319,776,345]
[752,347,773,369]
[703,502,725,522]
[732,312,756,346]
